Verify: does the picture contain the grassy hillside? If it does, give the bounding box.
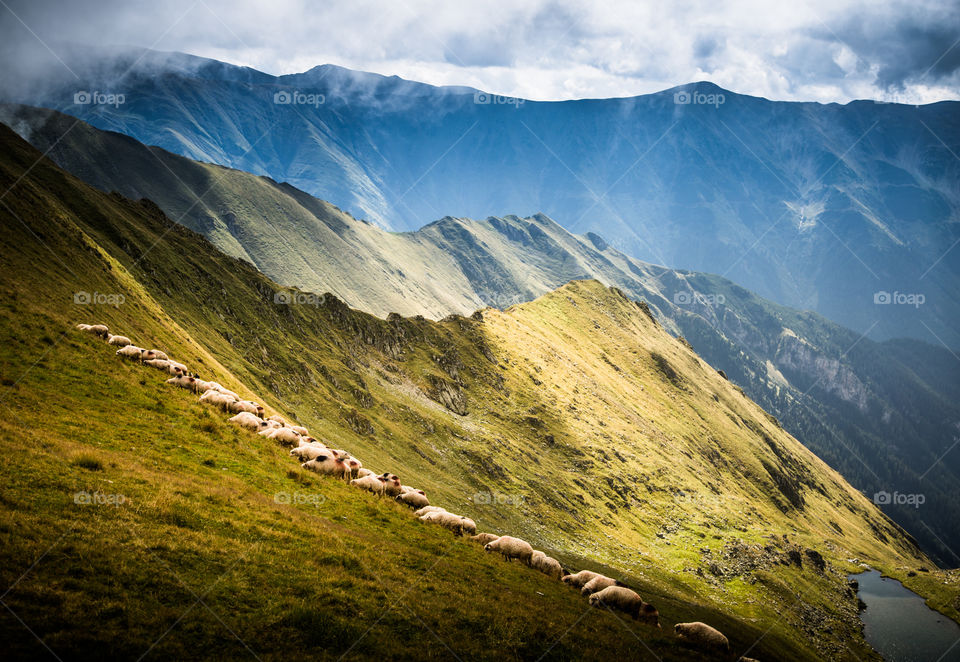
[5,103,958,565]
[0,123,950,661]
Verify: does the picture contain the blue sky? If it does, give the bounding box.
[2,0,958,102]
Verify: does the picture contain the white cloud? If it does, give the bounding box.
[2,0,958,103]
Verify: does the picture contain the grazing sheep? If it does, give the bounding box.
[484,536,534,564]
[166,374,197,391]
[106,334,131,346]
[145,359,187,375]
[267,414,288,425]
[344,457,362,479]
[460,517,477,536]
[581,575,620,597]
[228,400,264,418]
[540,556,564,580]
[268,427,302,447]
[356,468,375,479]
[530,552,564,580]
[84,324,109,338]
[213,386,239,399]
[588,587,655,625]
[116,344,144,359]
[561,570,603,589]
[470,533,500,545]
[76,324,91,331]
[351,474,387,495]
[301,456,350,481]
[289,425,309,436]
[421,511,468,536]
[414,506,448,517]
[674,622,729,652]
[290,444,330,462]
[379,473,402,497]
[141,349,168,361]
[199,390,236,411]
[262,419,283,429]
[192,379,217,393]
[397,489,429,509]
[228,412,268,432]
[638,603,661,628]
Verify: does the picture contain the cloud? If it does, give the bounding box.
[0,0,957,103]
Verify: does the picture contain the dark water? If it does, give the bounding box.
[852,570,960,661]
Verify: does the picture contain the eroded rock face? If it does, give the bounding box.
[774,332,869,411]
[427,375,467,415]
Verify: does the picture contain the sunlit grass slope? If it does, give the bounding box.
[0,124,949,661]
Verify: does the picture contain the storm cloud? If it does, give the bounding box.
[0,0,957,102]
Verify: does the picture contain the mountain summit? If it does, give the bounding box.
[3,47,957,347]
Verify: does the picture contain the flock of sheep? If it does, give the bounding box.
[77,322,749,660]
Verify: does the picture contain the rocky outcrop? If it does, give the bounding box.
[426,375,467,416]
[774,332,869,411]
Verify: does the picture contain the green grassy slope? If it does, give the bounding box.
[5,103,958,564]
[0,123,950,661]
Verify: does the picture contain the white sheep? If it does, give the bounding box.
[193,379,217,393]
[590,587,659,627]
[267,414,287,425]
[581,575,619,596]
[289,425,309,436]
[166,374,197,391]
[469,533,500,545]
[259,422,287,435]
[145,359,187,375]
[268,427,302,446]
[460,517,477,536]
[535,554,564,580]
[106,334,132,346]
[414,506,448,517]
[379,473,402,497]
[420,510,468,536]
[397,489,429,509]
[199,390,236,411]
[561,570,603,589]
[76,324,91,331]
[228,400,264,418]
[484,536,534,563]
[213,386,239,399]
[141,349,168,361]
[674,622,729,652]
[116,344,144,360]
[84,324,109,338]
[343,457,362,479]
[290,444,330,462]
[228,412,268,431]
[350,474,387,495]
[301,456,350,481]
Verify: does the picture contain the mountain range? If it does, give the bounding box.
[0,120,944,660]
[4,47,958,348]
[3,103,958,565]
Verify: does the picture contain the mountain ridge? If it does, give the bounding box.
[2,120,951,660]
[4,102,958,565]
[5,46,957,347]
